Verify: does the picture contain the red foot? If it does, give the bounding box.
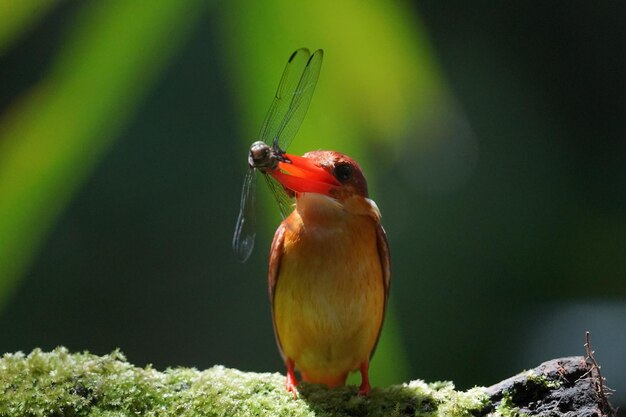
[285,359,298,398]
[358,361,371,396]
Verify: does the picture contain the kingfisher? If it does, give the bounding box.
[266,150,391,396]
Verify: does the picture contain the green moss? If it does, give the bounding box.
[494,391,522,417]
[0,347,489,417]
[523,370,561,390]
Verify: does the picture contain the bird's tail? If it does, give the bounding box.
[300,371,348,388]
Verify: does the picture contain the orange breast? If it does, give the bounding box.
[272,200,385,386]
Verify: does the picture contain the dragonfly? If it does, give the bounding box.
[232,48,324,262]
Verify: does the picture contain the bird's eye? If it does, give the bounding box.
[334,163,353,182]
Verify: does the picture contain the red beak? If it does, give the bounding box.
[269,153,340,195]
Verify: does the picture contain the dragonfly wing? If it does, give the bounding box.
[232,168,257,262]
[263,173,295,219]
[233,49,321,262]
[275,49,323,151]
[258,49,312,147]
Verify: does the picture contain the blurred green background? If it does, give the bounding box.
[1,0,624,411]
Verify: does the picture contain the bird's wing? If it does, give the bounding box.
[377,224,392,301]
[370,223,392,360]
[268,221,287,359]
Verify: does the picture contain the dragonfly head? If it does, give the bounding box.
[270,151,368,200]
[248,141,291,171]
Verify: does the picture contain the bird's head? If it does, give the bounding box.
[270,150,368,200]
[269,150,380,221]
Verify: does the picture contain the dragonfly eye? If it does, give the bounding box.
[333,163,353,183]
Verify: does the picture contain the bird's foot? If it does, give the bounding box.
[285,359,298,398]
[358,361,371,396]
[286,376,298,398]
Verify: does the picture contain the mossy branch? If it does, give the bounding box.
[0,348,615,417]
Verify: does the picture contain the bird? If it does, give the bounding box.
[266,149,391,396]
